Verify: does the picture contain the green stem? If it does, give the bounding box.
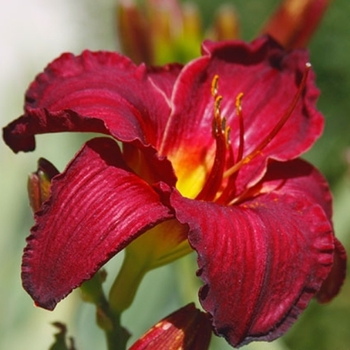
[94,289,130,350]
[104,314,130,350]
[80,271,130,350]
[108,251,148,315]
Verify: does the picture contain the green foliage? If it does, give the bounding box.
[49,323,75,350]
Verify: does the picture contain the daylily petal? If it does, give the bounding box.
[316,237,347,303]
[3,50,172,153]
[22,137,173,310]
[258,159,347,303]
[170,159,336,347]
[147,63,183,101]
[160,36,323,196]
[257,158,333,219]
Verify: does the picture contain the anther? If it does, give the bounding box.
[225,127,231,148]
[211,74,219,97]
[235,92,244,112]
[235,92,245,162]
[214,95,223,118]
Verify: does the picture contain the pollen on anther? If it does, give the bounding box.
[214,95,223,118]
[211,74,219,97]
[225,126,231,148]
[235,92,244,112]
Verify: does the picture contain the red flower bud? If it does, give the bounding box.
[27,158,59,212]
[262,0,332,49]
[129,303,212,350]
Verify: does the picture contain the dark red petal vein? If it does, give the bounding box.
[22,137,173,310]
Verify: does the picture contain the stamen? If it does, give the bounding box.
[235,92,245,162]
[211,74,219,97]
[212,96,223,137]
[215,143,236,204]
[224,125,231,148]
[196,75,228,201]
[216,93,244,204]
[214,96,223,124]
[223,62,311,179]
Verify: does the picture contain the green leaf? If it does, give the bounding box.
[49,322,76,350]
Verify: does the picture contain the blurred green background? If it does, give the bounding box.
[0,0,349,349]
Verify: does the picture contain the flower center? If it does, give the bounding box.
[196,63,311,204]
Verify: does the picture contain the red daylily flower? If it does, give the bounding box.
[3,36,346,347]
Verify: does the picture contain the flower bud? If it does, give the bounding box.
[208,4,240,41]
[129,303,212,350]
[116,0,202,65]
[261,0,333,49]
[27,158,59,212]
[117,0,153,65]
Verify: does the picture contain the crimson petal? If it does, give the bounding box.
[257,159,346,303]
[171,159,336,347]
[259,158,333,219]
[147,63,183,100]
[3,51,173,153]
[316,237,347,303]
[22,137,173,310]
